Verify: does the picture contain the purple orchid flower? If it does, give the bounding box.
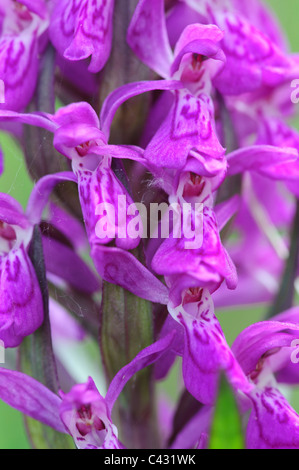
[0,172,100,347]
[166,287,250,405]
[182,0,292,95]
[128,0,226,175]
[49,0,114,73]
[0,193,43,347]
[59,378,121,449]
[0,331,176,449]
[0,82,182,303]
[157,303,299,448]
[232,310,299,448]
[0,0,48,111]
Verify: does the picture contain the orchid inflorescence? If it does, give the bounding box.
[1,0,299,450]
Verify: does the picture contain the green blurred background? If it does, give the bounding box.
[0,0,298,449]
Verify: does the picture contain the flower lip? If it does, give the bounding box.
[76,404,106,437]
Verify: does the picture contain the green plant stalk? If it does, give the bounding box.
[100,279,160,449]
[267,199,299,318]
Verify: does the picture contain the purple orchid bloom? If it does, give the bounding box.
[128,0,226,175]
[232,310,299,448]
[59,378,121,449]
[0,0,48,111]
[0,331,175,449]
[165,287,250,405]
[0,369,121,449]
[0,82,181,303]
[182,0,292,95]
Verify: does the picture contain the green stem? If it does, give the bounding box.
[266,199,299,318]
[100,279,160,449]
[19,226,74,449]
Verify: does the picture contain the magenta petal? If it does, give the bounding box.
[100,80,184,139]
[247,388,299,449]
[176,304,250,405]
[232,320,299,378]
[53,123,105,159]
[91,244,169,304]
[0,193,29,228]
[91,145,145,164]
[215,195,241,231]
[171,23,225,76]
[48,203,87,251]
[54,101,100,129]
[0,245,43,348]
[77,164,140,249]
[213,11,289,95]
[60,377,121,449]
[171,405,213,449]
[227,145,298,178]
[26,172,77,225]
[0,368,65,433]
[106,331,176,412]
[0,32,39,111]
[171,38,225,77]
[49,0,114,73]
[152,207,237,292]
[127,0,173,78]
[174,23,224,57]
[42,237,100,294]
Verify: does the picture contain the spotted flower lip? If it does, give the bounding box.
[0,193,43,348]
[0,0,49,111]
[165,287,251,405]
[59,377,120,450]
[151,172,237,300]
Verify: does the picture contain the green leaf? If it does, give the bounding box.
[209,374,245,449]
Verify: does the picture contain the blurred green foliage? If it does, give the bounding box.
[0,0,298,450]
[209,375,245,449]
